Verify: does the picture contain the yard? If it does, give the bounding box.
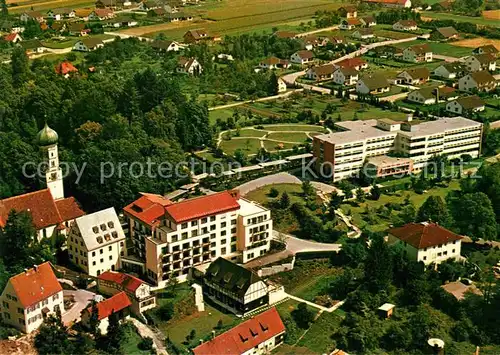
[340,180,461,232]
[121,323,151,355]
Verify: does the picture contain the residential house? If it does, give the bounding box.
[104,18,138,28]
[19,39,45,55]
[183,28,210,43]
[397,67,430,85]
[432,27,459,41]
[3,33,22,43]
[122,190,273,285]
[151,40,180,52]
[167,12,193,22]
[97,271,156,317]
[192,308,285,355]
[388,222,463,265]
[148,8,166,16]
[273,30,298,39]
[373,45,403,58]
[51,22,67,33]
[340,18,361,30]
[46,8,76,21]
[55,61,79,77]
[81,292,131,334]
[333,67,359,86]
[435,86,459,101]
[441,281,483,301]
[446,95,485,115]
[403,43,432,63]
[464,53,497,72]
[351,28,374,40]
[360,16,376,27]
[96,0,132,9]
[203,257,269,315]
[432,62,467,79]
[472,44,499,57]
[325,35,344,45]
[0,262,64,333]
[458,71,497,92]
[392,19,418,31]
[407,88,436,105]
[356,74,390,94]
[290,50,314,65]
[177,57,203,75]
[88,9,115,21]
[306,64,335,81]
[74,8,94,20]
[73,38,104,51]
[277,78,287,93]
[20,11,44,23]
[139,0,163,10]
[363,0,412,7]
[67,207,127,277]
[338,6,357,18]
[216,53,234,62]
[303,35,320,50]
[259,57,290,70]
[336,57,368,71]
[68,23,91,36]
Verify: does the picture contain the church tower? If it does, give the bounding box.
[37,123,64,200]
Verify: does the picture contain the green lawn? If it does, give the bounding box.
[223,128,268,138]
[296,311,344,353]
[393,39,475,57]
[245,183,303,203]
[421,11,500,27]
[121,323,151,355]
[341,180,461,232]
[219,137,262,155]
[267,132,309,143]
[209,108,234,125]
[262,140,297,152]
[262,124,327,132]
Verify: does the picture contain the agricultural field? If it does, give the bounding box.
[393,39,475,57]
[452,37,500,50]
[421,11,500,27]
[7,0,95,13]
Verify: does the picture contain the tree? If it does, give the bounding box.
[268,72,279,95]
[100,311,125,354]
[370,184,381,200]
[292,303,315,329]
[355,187,365,203]
[234,149,247,165]
[157,301,175,321]
[449,192,498,241]
[0,0,7,16]
[416,196,451,226]
[269,187,279,198]
[10,46,29,87]
[328,192,344,218]
[364,234,393,293]
[88,301,100,336]
[35,310,73,355]
[280,192,290,209]
[301,180,315,200]
[216,319,223,329]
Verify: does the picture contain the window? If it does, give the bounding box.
[108,245,112,251]
[210,216,216,222]
[423,256,427,261]
[42,299,48,306]
[221,247,227,255]
[210,225,216,231]
[192,220,198,226]
[92,251,96,257]
[201,218,207,224]
[17,308,23,314]
[181,223,188,229]
[231,228,237,234]
[221,239,227,245]
[210,242,216,248]
[2,301,9,309]
[221,222,226,228]
[109,255,113,260]
[221,231,226,236]
[92,261,96,266]
[210,233,216,239]
[100,249,103,255]
[100,258,104,263]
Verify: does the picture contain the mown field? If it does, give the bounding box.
[8,0,94,13]
[421,11,500,27]
[393,39,474,57]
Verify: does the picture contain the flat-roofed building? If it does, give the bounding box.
[123,190,273,285]
[365,156,413,178]
[313,117,482,181]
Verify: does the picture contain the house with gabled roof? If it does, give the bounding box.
[333,66,359,86]
[363,0,412,7]
[203,257,269,315]
[388,222,463,265]
[20,11,45,23]
[338,6,357,18]
[81,291,131,334]
[259,56,290,70]
[465,53,497,72]
[192,307,286,355]
[55,61,79,77]
[67,207,126,277]
[0,262,64,333]
[340,18,361,30]
[177,57,203,75]
[73,37,104,51]
[151,39,180,52]
[392,19,418,31]
[97,271,156,316]
[336,57,368,71]
[306,64,335,81]
[459,70,497,92]
[356,74,390,94]
[352,28,374,40]
[19,39,45,55]
[446,95,485,115]
[432,26,459,41]
[88,8,115,20]
[432,62,467,79]
[290,50,314,64]
[472,44,499,57]
[3,33,22,43]
[68,22,91,36]
[360,16,376,27]
[403,43,432,63]
[397,67,430,85]
[184,28,210,43]
[407,87,437,105]
[46,8,76,21]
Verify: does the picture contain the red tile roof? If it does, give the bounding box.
[345,18,362,26]
[165,191,240,223]
[55,61,78,75]
[98,271,146,293]
[9,262,62,308]
[3,33,19,42]
[123,193,173,227]
[88,292,132,321]
[0,189,62,229]
[192,308,285,355]
[388,222,463,249]
[55,197,85,222]
[337,57,367,69]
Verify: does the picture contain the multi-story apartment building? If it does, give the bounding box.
[67,207,127,277]
[313,117,482,181]
[388,222,463,265]
[0,262,64,333]
[123,190,272,286]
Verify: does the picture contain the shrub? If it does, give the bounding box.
[138,337,154,351]
[157,302,174,321]
[268,187,279,198]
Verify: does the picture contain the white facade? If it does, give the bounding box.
[446,100,485,115]
[393,22,417,31]
[68,208,126,276]
[388,235,462,265]
[43,143,65,200]
[356,80,390,95]
[459,73,497,92]
[290,51,313,64]
[465,55,496,72]
[407,90,435,105]
[177,58,203,75]
[333,68,358,85]
[433,64,459,79]
[277,78,287,93]
[73,40,104,52]
[403,47,432,63]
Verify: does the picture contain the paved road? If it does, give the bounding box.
[295,25,339,38]
[490,120,500,130]
[282,231,341,253]
[129,318,168,355]
[62,289,96,326]
[209,88,304,111]
[286,293,345,313]
[380,91,409,102]
[237,172,301,195]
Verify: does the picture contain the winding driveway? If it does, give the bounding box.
[237,172,302,195]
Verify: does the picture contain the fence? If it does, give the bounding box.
[257,256,295,277]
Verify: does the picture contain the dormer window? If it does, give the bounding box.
[112,231,118,239]
[239,334,248,342]
[100,224,107,231]
[223,272,232,283]
[259,322,268,332]
[96,236,103,244]
[108,221,114,228]
[104,234,111,241]
[92,226,99,234]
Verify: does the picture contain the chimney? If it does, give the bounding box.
[24,269,28,274]
[34,265,38,272]
[211,330,216,340]
[199,339,204,345]
[228,189,240,200]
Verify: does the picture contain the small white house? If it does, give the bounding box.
[306,64,335,81]
[81,292,131,334]
[388,222,463,265]
[290,50,314,65]
[151,40,180,52]
[73,38,104,52]
[397,67,430,85]
[446,96,485,115]
[392,20,418,31]
[333,67,359,86]
[432,62,467,79]
[352,28,374,40]
[177,57,203,75]
[356,74,390,94]
[407,88,436,105]
[277,78,287,93]
[464,54,497,72]
[458,71,497,92]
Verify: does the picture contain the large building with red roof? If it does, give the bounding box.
[0,124,84,241]
[388,222,463,265]
[192,307,285,355]
[97,271,156,316]
[123,190,273,286]
[81,291,131,334]
[0,262,64,333]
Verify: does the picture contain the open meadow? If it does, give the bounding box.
[421,11,500,27]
